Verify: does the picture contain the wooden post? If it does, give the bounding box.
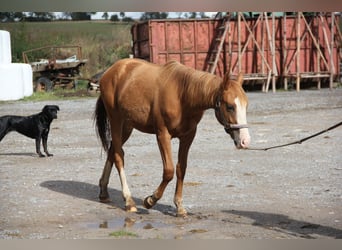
[330,12,335,89]
[238,12,241,73]
[261,13,266,92]
[316,13,321,89]
[271,12,276,93]
[228,16,232,75]
[264,12,270,92]
[296,12,301,92]
[283,12,288,90]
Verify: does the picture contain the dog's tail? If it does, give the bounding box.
[94,97,111,152]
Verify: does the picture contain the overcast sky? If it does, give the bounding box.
[54,12,218,20]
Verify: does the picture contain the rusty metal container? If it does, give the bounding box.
[132,19,219,71]
[131,14,340,83]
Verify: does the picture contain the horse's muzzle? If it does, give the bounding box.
[237,137,250,149]
[228,127,250,149]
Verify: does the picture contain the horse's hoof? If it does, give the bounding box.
[176,208,188,218]
[126,205,138,213]
[177,213,188,218]
[99,197,111,203]
[143,196,154,209]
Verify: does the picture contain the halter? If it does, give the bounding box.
[214,95,249,133]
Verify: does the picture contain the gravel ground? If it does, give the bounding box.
[0,88,341,239]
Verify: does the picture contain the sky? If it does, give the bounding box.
[54,12,218,20]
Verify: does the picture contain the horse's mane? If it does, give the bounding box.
[160,61,222,108]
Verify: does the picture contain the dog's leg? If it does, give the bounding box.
[0,130,8,141]
[35,137,45,157]
[0,118,10,142]
[42,135,53,157]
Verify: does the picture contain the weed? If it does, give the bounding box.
[108,230,138,238]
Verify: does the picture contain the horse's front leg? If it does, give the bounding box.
[174,129,196,217]
[143,130,174,210]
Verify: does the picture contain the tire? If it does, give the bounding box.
[36,77,53,92]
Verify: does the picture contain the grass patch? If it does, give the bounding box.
[184,181,202,186]
[108,230,138,238]
[21,92,61,101]
[20,79,98,101]
[20,89,98,102]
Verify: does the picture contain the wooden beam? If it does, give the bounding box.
[283,12,288,90]
[238,12,241,73]
[272,12,276,93]
[330,12,335,89]
[296,12,301,92]
[301,12,329,69]
[240,13,272,71]
[261,13,265,90]
[316,13,321,89]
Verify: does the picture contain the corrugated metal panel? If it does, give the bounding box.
[131,15,340,80]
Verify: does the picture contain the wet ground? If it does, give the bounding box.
[0,89,341,239]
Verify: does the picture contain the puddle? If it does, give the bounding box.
[86,217,170,230]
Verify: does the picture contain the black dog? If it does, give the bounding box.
[0,105,60,157]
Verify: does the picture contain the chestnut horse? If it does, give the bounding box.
[94,58,250,216]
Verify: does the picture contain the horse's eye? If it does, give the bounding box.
[226,104,235,112]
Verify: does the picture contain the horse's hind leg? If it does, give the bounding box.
[99,143,114,203]
[115,124,137,212]
[99,119,136,212]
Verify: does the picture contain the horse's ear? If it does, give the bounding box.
[237,72,244,86]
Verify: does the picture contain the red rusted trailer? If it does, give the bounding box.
[131,12,341,91]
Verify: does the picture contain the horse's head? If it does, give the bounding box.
[215,72,251,149]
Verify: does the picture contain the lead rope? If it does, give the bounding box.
[246,121,342,151]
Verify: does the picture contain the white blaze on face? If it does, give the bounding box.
[234,97,251,148]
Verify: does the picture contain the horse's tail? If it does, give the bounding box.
[94,97,111,152]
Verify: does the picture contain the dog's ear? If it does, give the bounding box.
[54,105,60,111]
[42,105,48,112]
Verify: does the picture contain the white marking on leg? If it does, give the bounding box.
[118,168,132,200]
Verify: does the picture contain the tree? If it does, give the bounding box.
[110,14,119,22]
[119,12,125,19]
[0,12,25,22]
[69,12,96,21]
[140,12,168,21]
[199,12,209,18]
[122,17,134,22]
[188,12,197,18]
[102,12,109,20]
[26,12,55,21]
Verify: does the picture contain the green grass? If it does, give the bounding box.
[20,90,97,102]
[108,230,139,238]
[0,21,132,78]
[18,79,98,101]
[21,92,61,101]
